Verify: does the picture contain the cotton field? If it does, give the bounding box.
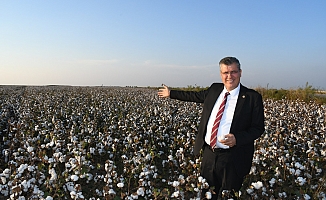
[0,86,325,200]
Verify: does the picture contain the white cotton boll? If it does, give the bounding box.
[65,182,75,192]
[3,149,10,156]
[295,169,301,176]
[189,160,194,166]
[17,164,28,174]
[317,192,325,199]
[289,168,295,174]
[296,177,306,186]
[53,152,62,158]
[304,194,311,200]
[28,165,35,172]
[310,184,318,190]
[95,189,102,196]
[49,168,57,181]
[21,180,30,192]
[275,167,281,177]
[249,166,256,174]
[203,182,209,189]
[70,191,77,199]
[145,154,151,160]
[0,185,9,196]
[29,178,36,185]
[86,173,93,181]
[1,176,6,184]
[45,196,53,200]
[295,162,305,170]
[278,192,287,198]
[321,150,326,157]
[77,192,84,199]
[172,191,179,198]
[38,173,46,184]
[69,158,77,165]
[218,135,227,142]
[71,175,79,182]
[3,150,10,162]
[162,160,166,167]
[198,176,203,183]
[27,146,34,153]
[246,188,254,194]
[47,141,55,147]
[117,182,124,188]
[137,187,145,196]
[201,178,206,184]
[172,181,180,187]
[32,185,40,194]
[205,192,212,199]
[109,189,116,195]
[305,173,312,179]
[44,155,49,161]
[269,178,276,187]
[130,194,138,199]
[3,169,10,178]
[251,181,263,190]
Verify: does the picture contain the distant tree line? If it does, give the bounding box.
[152,82,326,104]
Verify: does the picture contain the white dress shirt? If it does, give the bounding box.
[205,84,240,148]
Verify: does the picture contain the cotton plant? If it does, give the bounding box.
[0,87,325,199]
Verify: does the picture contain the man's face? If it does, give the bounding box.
[220,63,242,91]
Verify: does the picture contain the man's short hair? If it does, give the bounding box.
[219,57,241,70]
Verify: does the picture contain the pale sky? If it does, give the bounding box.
[1,1,326,89]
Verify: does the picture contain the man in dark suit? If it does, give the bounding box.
[158,57,265,199]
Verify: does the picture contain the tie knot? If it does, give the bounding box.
[225,92,230,97]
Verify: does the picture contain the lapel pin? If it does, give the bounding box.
[242,95,245,98]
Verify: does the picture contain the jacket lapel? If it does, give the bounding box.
[209,86,224,109]
[203,84,224,127]
[231,85,247,128]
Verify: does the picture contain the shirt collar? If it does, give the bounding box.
[223,84,240,97]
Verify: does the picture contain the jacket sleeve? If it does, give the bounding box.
[170,88,210,103]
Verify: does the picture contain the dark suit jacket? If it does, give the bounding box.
[170,83,265,177]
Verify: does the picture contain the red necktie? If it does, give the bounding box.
[210,92,230,148]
